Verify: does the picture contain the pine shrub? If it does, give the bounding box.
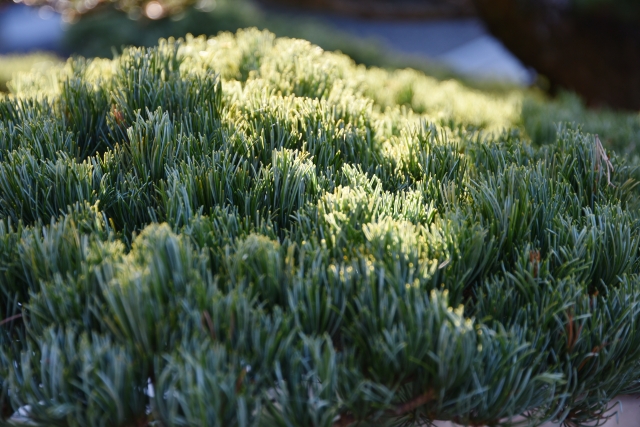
[0,54,62,94]
[1,29,640,427]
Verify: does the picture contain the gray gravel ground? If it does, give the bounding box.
[307,14,533,84]
[434,395,640,426]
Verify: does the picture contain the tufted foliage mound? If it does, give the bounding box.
[2,29,640,427]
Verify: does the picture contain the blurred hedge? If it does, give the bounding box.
[0,53,62,92]
[62,1,459,80]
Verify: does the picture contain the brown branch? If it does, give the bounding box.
[235,367,247,393]
[566,311,574,352]
[393,390,435,415]
[122,414,150,427]
[577,342,611,372]
[0,313,22,327]
[332,389,435,427]
[332,414,357,427]
[201,310,216,341]
[452,416,498,427]
[529,250,541,278]
[565,310,583,353]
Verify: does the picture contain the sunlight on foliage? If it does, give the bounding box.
[1,29,640,427]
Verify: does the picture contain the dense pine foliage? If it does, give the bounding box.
[2,29,640,427]
[0,53,61,93]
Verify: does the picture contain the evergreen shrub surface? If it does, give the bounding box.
[2,29,640,427]
[0,53,62,93]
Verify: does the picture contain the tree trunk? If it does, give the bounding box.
[473,0,640,110]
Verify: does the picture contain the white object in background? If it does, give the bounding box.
[437,35,535,85]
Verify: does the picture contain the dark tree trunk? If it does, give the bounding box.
[473,0,640,110]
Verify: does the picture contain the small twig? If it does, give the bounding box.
[132,415,150,427]
[332,390,435,427]
[235,367,247,393]
[112,105,125,126]
[565,310,583,353]
[529,250,541,279]
[566,311,574,352]
[201,310,216,341]
[393,390,435,415]
[595,135,614,187]
[451,416,498,427]
[332,413,357,427]
[577,340,619,372]
[0,313,22,327]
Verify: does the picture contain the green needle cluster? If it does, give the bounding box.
[1,29,640,427]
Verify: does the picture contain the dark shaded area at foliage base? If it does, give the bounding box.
[473,0,640,110]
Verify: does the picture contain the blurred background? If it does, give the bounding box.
[0,0,639,109]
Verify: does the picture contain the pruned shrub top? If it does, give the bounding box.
[1,29,640,427]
